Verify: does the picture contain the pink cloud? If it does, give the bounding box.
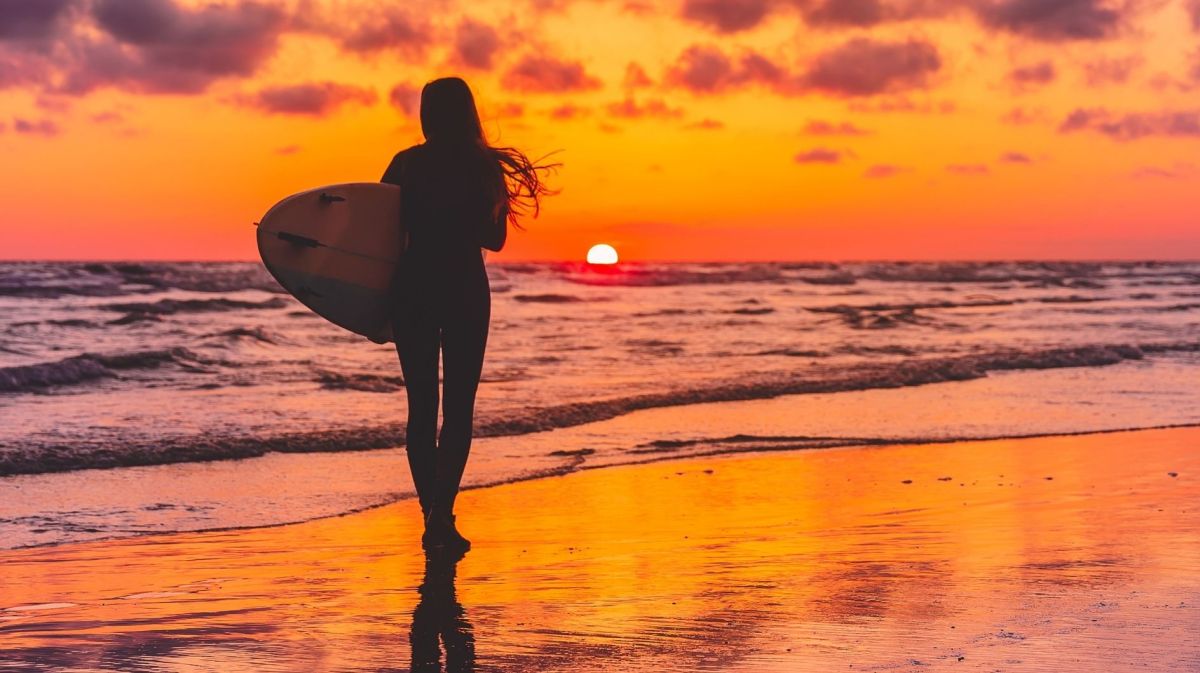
[1007,60,1056,89]
[501,54,603,93]
[623,62,653,89]
[864,164,910,178]
[388,83,420,116]
[803,119,871,135]
[242,82,377,116]
[803,38,941,96]
[1059,107,1200,140]
[333,8,432,59]
[664,44,784,94]
[549,103,590,119]
[606,97,684,119]
[452,17,500,69]
[794,147,848,163]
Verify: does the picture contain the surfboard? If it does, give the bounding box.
[256,183,404,344]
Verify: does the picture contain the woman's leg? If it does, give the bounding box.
[434,286,490,516]
[393,312,441,517]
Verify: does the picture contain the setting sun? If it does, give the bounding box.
[586,244,619,265]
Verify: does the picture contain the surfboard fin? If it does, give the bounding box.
[276,231,321,248]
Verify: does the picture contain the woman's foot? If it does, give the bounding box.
[422,508,471,554]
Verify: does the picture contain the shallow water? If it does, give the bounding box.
[3,357,1200,549]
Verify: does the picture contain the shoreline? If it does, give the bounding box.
[3,421,1199,553]
[2,427,1197,672]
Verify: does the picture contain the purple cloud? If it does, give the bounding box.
[501,54,603,93]
[0,0,76,40]
[452,17,500,69]
[794,147,847,163]
[667,38,940,98]
[242,82,377,116]
[680,0,771,33]
[59,0,287,95]
[799,0,956,28]
[974,0,1127,41]
[803,0,887,27]
[1059,108,1200,140]
[802,38,941,96]
[1189,0,1200,30]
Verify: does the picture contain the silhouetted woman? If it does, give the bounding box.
[381,77,553,554]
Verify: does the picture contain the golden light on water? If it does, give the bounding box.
[586,243,618,265]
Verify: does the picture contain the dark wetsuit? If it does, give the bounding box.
[381,141,506,515]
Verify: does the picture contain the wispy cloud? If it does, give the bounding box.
[795,147,851,164]
[1059,108,1200,140]
[239,82,377,116]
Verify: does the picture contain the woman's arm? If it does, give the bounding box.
[480,172,508,252]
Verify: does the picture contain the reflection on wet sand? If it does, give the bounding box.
[0,428,1198,672]
[411,553,475,673]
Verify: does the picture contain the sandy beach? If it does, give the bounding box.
[2,427,1197,672]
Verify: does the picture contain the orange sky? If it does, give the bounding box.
[0,0,1198,261]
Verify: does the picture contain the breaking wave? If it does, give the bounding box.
[3,339,1195,476]
[0,348,217,393]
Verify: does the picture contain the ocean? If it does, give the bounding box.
[2,260,1198,548]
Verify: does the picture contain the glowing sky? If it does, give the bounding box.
[1,0,1198,260]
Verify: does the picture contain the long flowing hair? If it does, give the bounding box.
[419,77,558,229]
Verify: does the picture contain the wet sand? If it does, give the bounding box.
[2,427,1198,672]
